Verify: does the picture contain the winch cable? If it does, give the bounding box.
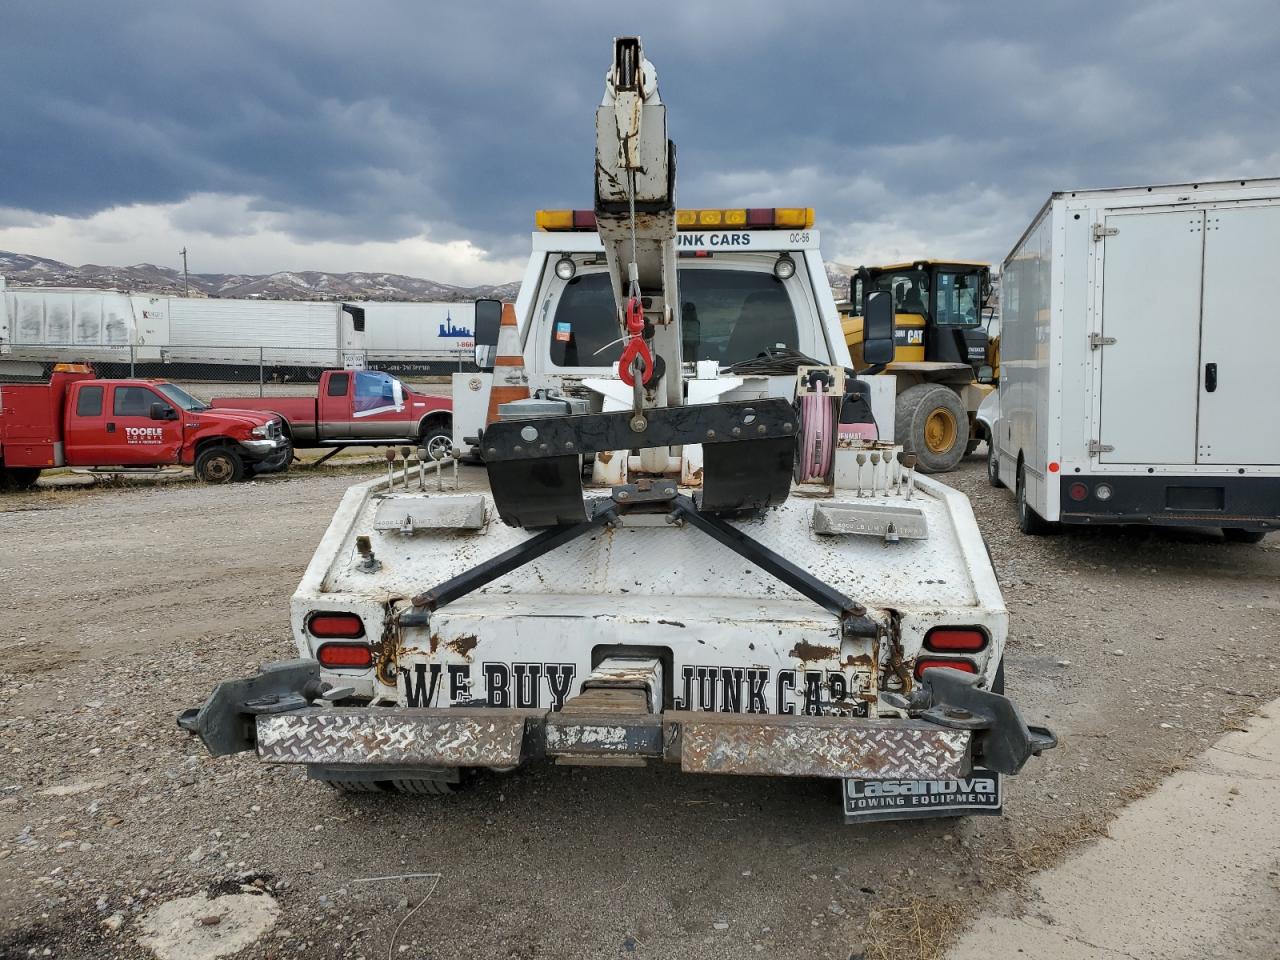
[615,168,653,411]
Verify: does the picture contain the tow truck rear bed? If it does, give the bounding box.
[182,469,1052,793]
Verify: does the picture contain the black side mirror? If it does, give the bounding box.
[473,298,503,371]
[861,291,896,366]
[149,402,177,421]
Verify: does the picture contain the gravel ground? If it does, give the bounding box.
[1,454,1276,960]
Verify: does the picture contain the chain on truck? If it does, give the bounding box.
[180,37,1055,823]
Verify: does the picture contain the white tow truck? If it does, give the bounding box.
[182,38,1054,822]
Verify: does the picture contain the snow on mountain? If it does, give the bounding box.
[0,251,521,302]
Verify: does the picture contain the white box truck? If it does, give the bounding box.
[984,178,1280,542]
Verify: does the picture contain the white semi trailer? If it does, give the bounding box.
[985,179,1280,542]
[180,38,1054,822]
[0,287,367,372]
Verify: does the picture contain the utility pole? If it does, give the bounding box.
[179,247,189,296]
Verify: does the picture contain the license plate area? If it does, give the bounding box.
[842,769,1002,823]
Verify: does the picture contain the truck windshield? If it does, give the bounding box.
[156,383,210,412]
[934,271,981,326]
[548,269,798,367]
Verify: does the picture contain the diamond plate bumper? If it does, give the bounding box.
[249,706,971,779]
[182,660,1055,779]
[666,712,970,779]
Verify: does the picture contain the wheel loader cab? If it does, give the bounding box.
[847,261,991,374]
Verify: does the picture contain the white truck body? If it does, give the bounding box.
[357,301,477,362]
[290,470,1003,713]
[991,178,1280,534]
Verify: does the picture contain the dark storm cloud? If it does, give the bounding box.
[2,0,1279,265]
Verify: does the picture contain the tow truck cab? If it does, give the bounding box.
[451,208,892,452]
[0,364,289,487]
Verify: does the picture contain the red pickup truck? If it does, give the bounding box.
[211,368,453,460]
[0,365,291,490]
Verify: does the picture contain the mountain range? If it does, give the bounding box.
[0,249,852,303]
[0,251,522,302]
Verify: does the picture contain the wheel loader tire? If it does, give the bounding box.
[1016,462,1054,536]
[194,446,245,484]
[987,440,1003,488]
[1223,528,1267,544]
[895,384,969,474]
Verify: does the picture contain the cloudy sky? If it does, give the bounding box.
[1,1,1277,284]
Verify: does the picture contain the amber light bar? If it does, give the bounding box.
[536,207,814,232]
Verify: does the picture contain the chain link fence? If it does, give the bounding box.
[0,344,475,397]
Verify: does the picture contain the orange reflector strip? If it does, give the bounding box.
[316,642,373,669]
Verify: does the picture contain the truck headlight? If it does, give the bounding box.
[252,424,270,438]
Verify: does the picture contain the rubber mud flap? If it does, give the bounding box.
[481,399,796,528]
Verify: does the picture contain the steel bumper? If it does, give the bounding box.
[179,659,1055,780]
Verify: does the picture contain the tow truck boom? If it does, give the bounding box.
[595,38,683,463]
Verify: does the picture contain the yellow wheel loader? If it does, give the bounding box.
[843,260,995,472]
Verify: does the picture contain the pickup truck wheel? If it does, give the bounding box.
[895,384,969,474]
[0,467,41,492]
[419,427,453,462]
[194,447,245,484]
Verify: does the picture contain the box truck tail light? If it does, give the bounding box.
[316,642,373,669]
[924,627,988,652]
[307,612,366,639]
[1068,482,1089,502]
[914,658,978,681]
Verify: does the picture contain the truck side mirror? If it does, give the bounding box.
[149,402,177,421]
[473,298,503,372]
[861,291,896,366]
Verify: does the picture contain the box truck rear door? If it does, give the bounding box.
[1097,211,1203,465]
[1196,204,1280,465]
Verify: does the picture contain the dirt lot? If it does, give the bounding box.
[1,455,1277,960]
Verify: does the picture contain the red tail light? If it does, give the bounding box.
[1068,481,1088,502]
[924,627,988,652]
[316,642,373,669]
[308,612,366,639]
[914,658,978,680]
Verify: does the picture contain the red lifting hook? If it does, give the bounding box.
[617,296,652,387]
